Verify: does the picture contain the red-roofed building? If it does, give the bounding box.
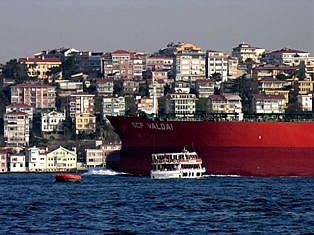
[19,57,61,79]
[10,83,56,111]
[262,48,310,66]
[251,94,286,113]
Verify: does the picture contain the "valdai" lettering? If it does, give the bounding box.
[147,122,174,131]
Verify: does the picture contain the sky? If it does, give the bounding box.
[0,0,313,63]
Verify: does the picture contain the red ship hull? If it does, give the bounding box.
[107,116,314,176]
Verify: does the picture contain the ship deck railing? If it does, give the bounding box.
[135,112,314,122]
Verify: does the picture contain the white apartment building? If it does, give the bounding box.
[102,96,125,122]
[9,154,26,172]
[46,146,77,172]
[148,79,165,98]
[208,94,243,120]
[251,95,286,113]
[297,94,312,112]
[174,43,206,83]
[67,92,95,121]
[263,48,310,66]
[207,50,229,82]
[137,97,157,115]
[168,93,197,117]
[232,43,265,63]
[86,148,106,168]
[0,150,8,173]
[6,104,34,123]
[41,110,66,133]
[195,79,215,98]
[146,56,173,70]
[4,112,30,147]
[26,146,48,172]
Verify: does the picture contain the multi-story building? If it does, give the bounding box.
[34,47,80,61]
[123,80,140,95]
[41,110,66,133]
[74,51,103,75]
[165,92,197,117]
[10,84,56,111]
[6,103,34,124]
[263,48,310,66]
[252,64,298,80]
[297,94,312,112]
[208,94,243,119]
[206,50,229,82]
[46,146,77,172]
[232,42,265,63]
[26,146,48,172]
[195,79,215,98]
[75,113,96,134]
[258,78,290,103]
[67,92,95,121]
[9,154,26,172]
[174,81,190,94]
[295,79,314,95]
[19,57,62,79]
[111,50,133,79]
[0,150,9,173]
[96,78,114,96]
[152,69,169,83]
[146,56,173,71]
[132,57,145,80]
[148,79,165,98]
[4,112,30,147]
[299,59,314,80]
[251,95,286,113]
[227,56,245,79]
[85,148,106,168]
[174,43,206,83]
[54,80,83,97]
[102,96,125,122]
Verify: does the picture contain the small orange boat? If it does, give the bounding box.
[55,174,82,182]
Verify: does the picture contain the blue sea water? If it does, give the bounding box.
[1,171,314,234]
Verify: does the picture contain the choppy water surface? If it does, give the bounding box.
[1,171,314,234]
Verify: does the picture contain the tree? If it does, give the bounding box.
[210,72,222,82]
[2,59,29,83]
[125,97,137,116]
[196,98,208,114]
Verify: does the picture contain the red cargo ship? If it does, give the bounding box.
[107,115,314,176]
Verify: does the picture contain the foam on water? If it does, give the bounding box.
[83,168,129,176]
[206,174,241,177]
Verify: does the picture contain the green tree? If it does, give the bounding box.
[125,97,137,116]
[196,98,208,114]
[2,59,29,83]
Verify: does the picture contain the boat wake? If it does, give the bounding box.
[83,168,130,176]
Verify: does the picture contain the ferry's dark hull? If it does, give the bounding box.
[107,116,314,176]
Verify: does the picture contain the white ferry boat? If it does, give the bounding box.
[150,149,206,179]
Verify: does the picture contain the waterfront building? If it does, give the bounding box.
[174,43,206,83]
[9,154,26,172]
[10,83,56,111]
[251,94,286,113]
[46,146,77,172]
[19,57,61,79]
[297,94,313,112]
[102,96,125,122]
[4,112,30,147]
[26,146,48,172]
[164,92,197,117]
[258,78,290,103]
[96,78,114,96]
[206,50,229,82]
[195,79,215,98]
[67,92,95,121]
[0,150,9,173]
[232,42,265,63]
[86,148,106,168]
[208,94,243,119]
[41,110,66,133]
[75,113,96,134]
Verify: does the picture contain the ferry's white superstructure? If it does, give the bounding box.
[150,149,206,179]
